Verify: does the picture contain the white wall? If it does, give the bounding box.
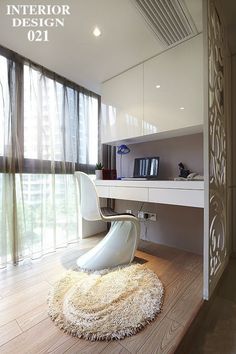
[116,199,203,254]
[115,133,204,254]
[118,133,203,179]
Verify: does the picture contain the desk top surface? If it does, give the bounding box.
[94,179,204,190]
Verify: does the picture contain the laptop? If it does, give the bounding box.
[122,157,160,180]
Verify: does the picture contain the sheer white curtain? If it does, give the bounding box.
[0,51,99,268]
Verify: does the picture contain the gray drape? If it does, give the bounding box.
[0,45,100,268]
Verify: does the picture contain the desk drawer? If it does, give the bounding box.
[109,186,148,202]
[149,188,204,208]
[96,186,110,198]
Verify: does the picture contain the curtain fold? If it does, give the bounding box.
[102,144,116,170]
[0,47,99,268]
[102,144,116,212]
[0,55,23,266]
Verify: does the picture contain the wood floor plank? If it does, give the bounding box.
[137,246,201,288]
[0,263,33,282]
[148,262,185,288]
[139,240,184,261]
[137,317,184,354]
[16,303,49,332]
[173,251,202,274]
[0,281,50,327]
[47,337,80,354]
[136,254,183,289]
[1,273,46,298]
[0,320,22,347]
[0,260,58,290]
[0,318,78,354]
[0,267,39,290]
[121,317,165,353]
[167,273,203,327]
[0,279,49,310]
[50,337,108,354]
[136,248,179,279]
[41,267,67,285]
[158,270,198,322]
[100,341,131,354]
[47,338,80,354]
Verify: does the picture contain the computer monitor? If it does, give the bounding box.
[133,157,160,179]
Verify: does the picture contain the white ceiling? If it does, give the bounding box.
[0,0,202,93]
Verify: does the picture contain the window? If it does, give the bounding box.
[24,66,79,163]
[0,51,99,173]
[0,45,100,267]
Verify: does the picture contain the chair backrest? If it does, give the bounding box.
[75,172,101,221]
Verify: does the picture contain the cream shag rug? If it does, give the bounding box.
[48,264,164,341]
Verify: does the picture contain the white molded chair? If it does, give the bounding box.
[74,172,140,270]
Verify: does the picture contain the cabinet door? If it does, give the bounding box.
[143,34,203,135]
[101,64,143,143]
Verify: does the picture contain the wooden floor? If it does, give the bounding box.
[0,236,203,354]
[176,258,236,354]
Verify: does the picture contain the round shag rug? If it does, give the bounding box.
[48,263,164,341]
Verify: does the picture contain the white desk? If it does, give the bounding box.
[94,180,204,208]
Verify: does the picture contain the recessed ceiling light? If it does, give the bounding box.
[93,27,101,37]
[180,107,185,110]
[155,85,161,88]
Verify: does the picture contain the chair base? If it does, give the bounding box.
[77,220,139,270]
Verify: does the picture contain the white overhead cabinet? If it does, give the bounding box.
[101,65,143,143]
[143,34,203,136]
[101,34,203,144]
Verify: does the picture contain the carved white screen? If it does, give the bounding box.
[208,0,228,296]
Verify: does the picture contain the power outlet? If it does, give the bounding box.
[149,213,157,221]
[138,211,145,219]
[126,209,132,214]
[138,211,156,221]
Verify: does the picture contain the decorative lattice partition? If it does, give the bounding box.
[207,0,228,297]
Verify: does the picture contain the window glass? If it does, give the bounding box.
[24,64,98,165]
